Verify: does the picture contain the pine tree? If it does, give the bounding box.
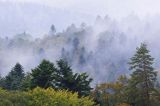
[73,72,93,96]
[0,75,5,88]
[49,24,56,36]
[4,63,25,90]
[21,72,32,91]
[128,43,157,106]
[55,59,74,90]
[55,59,92,96]
[31,60,56,88]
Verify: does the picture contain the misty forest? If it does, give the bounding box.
[0,1,160,106]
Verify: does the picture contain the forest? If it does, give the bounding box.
[1,1,160,106]
[0,43,160,106]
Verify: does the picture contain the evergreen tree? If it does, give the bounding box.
[128,43,157,106]
[73,72,93,96]
[31,60,56,88]
[0,75,5,88]
[19,59,93,96]
[4,63,25,90]
[55,59,74,90]
[49,24,56,36]
[21,72,32,91]
[73,37,79,51]
[55,59,92,96]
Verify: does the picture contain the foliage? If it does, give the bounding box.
[21,72,32,91]
[0,88,29,106]
[0,59,93,97]
[72,72,93,96]
[0,87,95,106]
[31,59,56,88]
[2,63,25,90]
[0,43,160,106]
[54,59,74,89]
[92,75,128,106]
[128,43,157,106]
[55,59,93,96]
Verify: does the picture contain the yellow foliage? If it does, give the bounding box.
[91,75,128,106]
[0,87,95,106]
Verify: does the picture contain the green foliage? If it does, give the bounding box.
[55,59,93,96]
[0,59,93,97]
[21,72,32,91]
[31,59,56,88]
[0,88,29,106]
[128,43,157,106]
[0,43,160,106]
[0,87,95,106]
[2,63,25,90]
[30,59,92,96]
[54,59,75,89]
[0,76,6,88]
[73,72,93,96]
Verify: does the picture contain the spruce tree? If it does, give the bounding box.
[128,43,157,106]
[31,60,56,88]
[30,59,92,96]
[55,59,92,96]
[5,63,25,90]
[55,59,75,89]
[73,72,93,96]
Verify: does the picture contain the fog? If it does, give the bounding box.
[0,1,160,84]
[0,14,160,84]
[2,0,160,37]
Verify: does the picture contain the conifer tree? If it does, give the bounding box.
[73,72,93,96]
[55,59,74,90]
[4,63,25,90]
[55,59,92,96]
[31,60,56,88]
[29,59,92,96]
[128,43,157,106]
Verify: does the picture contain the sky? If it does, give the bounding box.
[2,0,160,19]
[1,0,160,37]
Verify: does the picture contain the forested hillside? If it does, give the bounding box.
[1,15,160,84]
[0,43,160,106]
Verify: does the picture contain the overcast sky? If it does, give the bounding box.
[1,0,160,37]
[2,0,160,19]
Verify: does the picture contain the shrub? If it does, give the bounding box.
[0,87,95,106]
